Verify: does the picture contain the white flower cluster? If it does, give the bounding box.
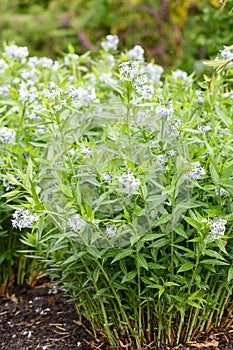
[0,59,8,73]
[3,178,15,191]
[198,123,211,133]
[215,187,228,196]
[4,45,29,60]
[156,103,174,119]
[18,82,38,102]
[118,172,140,191]
[196,90,204,104]
[64,53,79,66]
[186,161,206,180]
[12,208,37,231]
[27,56,59,70]
[119,61,139,81]
[102,172,112,183]
[106,224,117,236]
[68,214,86,232]
[128,45,144,61]
[68,86,96,107]
[208,217,227,240]
[172,69,188,83]
[0,127,16,144]
[220,46,233,61]
[156,154,169,169]
[101,35,119,51]
[141,63,164,85]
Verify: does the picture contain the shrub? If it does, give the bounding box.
[1,39,233,348]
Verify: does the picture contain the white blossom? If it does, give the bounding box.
[0,59,8,73]
[198,124,211,133]
[186,161,206,180]
[102,173,112,183]
[4,45,29,60]
[208,217,227,240]
[0,127,16,144]
[220,46,233,61]
[135,84,154,100]
[215,188,228,196]
[68,214,86,232]
[64,53,79,66]
[156,104,173,119]
[172,69,188,83]
[106,224,117,236]
[12,208,37,231]
[119,61,139,81]
[101,35,119,51]
[128,45,144,61]
[119,172,140,191]
[68,86,96,106]
[141,63,164,84]
[18,83,38,102]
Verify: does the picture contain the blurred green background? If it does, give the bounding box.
[0,0,233,72]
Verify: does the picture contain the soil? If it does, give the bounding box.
[1,280,233,350]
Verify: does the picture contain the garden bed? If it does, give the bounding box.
[1,281,233,350]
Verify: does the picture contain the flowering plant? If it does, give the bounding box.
[1,39,233,348]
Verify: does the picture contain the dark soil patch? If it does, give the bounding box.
[1,281,233,350]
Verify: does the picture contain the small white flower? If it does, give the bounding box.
[119,172,140,191]
[64,53,79,66]
[12,208,38,231]
[0,59,8,73]
[172,69,188,83]
[3,178,15,191]
[68,86,96,107]
[106,224,117,236]
[102,173,112,183]
[198,124,211,133]
[220,46,233,61]
[135,84,154,100]
[4,45,29,60]
[18,83,38,102]
[101,35,119,51]
[0,127,16,144]
[208,217,227,240]
[215,188,228,196]
[141,63,164,84]
[119,61,139,81]
[106,54,115,67]
[128,45,144,61]
[68,214,86,232]
[186,162,206,180]
[156,104,173,119]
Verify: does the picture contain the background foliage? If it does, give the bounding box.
[0,0,233,71]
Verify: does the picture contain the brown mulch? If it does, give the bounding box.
[1,281,233,350]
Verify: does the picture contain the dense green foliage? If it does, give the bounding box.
[0,0,232,71]
[0,37,233,347]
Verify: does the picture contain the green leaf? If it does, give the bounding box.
[111,249,134,263]
[183,216,202,230]
[140,233,166,243]
[177,262,195,273]
[121,271,137,284]
[93,267,100,283]
[187,300,202,308]
[209,163,219,185]
[153,213,171,227]
[204,249,227,261]
[200,259,229,266]
[228,267,233,283]
[149,238,168,248]
[137,255,148,270]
